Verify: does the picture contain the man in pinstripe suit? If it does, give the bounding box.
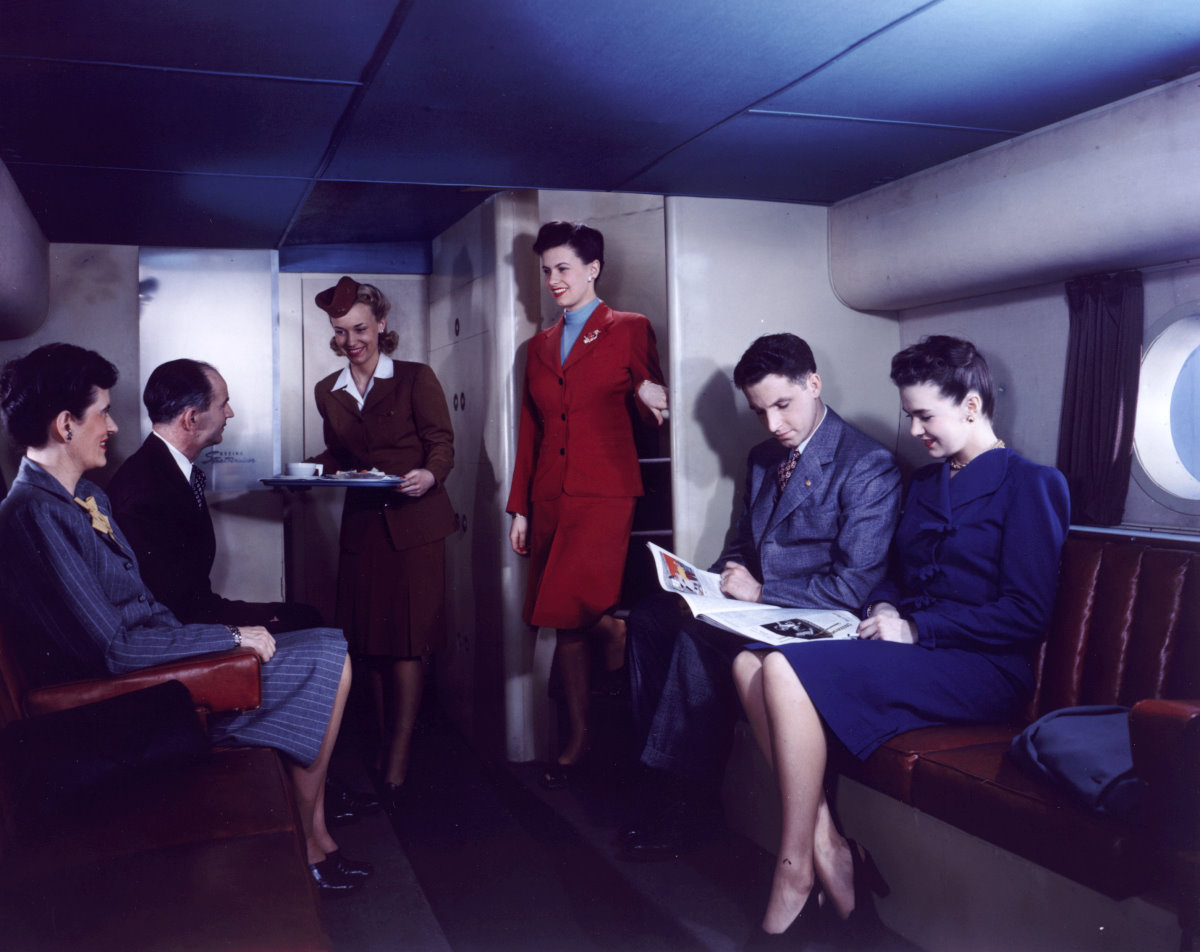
[622,334,901,859]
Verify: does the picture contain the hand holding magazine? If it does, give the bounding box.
[646,541,860,647]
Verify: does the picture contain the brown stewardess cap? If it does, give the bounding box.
[315,276,360,318]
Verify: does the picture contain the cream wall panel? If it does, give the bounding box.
[831,75,1200,312]
[430,191,544,761]
[432,329,489,467]
[666,197,900,564]
[431,275,488,351]
[429,204,497,304]
[0,159,48,339]
[0,244,139,489]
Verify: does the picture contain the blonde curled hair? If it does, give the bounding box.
[328,281,399,356]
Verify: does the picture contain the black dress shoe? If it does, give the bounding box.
[309,857,361,892]
[381,781,406,811]
[326,849,374,880]
[325,779,381,827]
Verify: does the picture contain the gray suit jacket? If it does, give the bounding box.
[712,406,900,612]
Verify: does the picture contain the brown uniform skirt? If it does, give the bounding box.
[335,511,445,659]
[525,494,636,630]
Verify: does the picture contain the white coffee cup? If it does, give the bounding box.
[286,462,323,477]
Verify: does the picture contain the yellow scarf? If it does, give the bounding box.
[74,495,122,548]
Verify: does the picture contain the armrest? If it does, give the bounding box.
[1130,698,1200,849]
[21,648,262,718]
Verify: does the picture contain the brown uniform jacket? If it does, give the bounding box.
[312,360,455,553]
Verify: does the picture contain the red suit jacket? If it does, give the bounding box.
[506,303,664,514]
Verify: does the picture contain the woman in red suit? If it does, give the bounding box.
[507,221,668,787]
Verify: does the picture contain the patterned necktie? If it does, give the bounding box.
[776,447,802,494]
[190,466,207,509]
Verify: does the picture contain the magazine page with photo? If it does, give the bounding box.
[645,542,859,646]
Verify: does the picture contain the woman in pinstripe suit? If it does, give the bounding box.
[0,343,369,892]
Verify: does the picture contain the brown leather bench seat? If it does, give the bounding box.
[0,645,330,952]
[833,532,1200,937]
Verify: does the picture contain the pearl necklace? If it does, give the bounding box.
[950,438,1006,471]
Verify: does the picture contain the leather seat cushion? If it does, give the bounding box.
[911,741,1156,898]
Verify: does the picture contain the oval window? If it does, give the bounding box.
[1132,305,1200,511]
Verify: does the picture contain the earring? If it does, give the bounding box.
[66,429,72,441]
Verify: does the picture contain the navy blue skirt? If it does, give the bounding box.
[763,639,1030,760]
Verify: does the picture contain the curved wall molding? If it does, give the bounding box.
[829,75,1200,312]
[0,161,49,339]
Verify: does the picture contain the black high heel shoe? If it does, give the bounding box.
[843,840,889,935]
[745,886,823,950]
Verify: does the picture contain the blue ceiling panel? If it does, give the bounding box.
[1,0,1197,248]
[625,113,1010,204]
[286,181,496,245]
[323,0,927,184]
[0,60,353,177]
[0,0,397,81]
[763,0,1200,133]
[8,165,309,248]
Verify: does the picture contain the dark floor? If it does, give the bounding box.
[318,692,923,952]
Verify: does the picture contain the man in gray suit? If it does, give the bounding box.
[621,333,901,859]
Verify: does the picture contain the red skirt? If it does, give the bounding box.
[524,495,635,630]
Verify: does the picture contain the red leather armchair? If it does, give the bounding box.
[21,647,261,721]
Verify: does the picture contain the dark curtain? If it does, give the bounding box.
[1056,271,1143,525]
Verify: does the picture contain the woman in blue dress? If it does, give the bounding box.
[0,343,370,892]
[732,336,1070,941]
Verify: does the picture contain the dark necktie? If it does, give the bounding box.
[190,466,207,509]
[776,447,801,495]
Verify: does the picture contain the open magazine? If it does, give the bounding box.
[646,541,860,647]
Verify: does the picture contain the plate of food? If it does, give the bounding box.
[329,468,397,481]
[261,468,402,488]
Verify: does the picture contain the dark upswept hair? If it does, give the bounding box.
[0,343,119,449]
[532,221,605,276]
[327,281,399,357]
[890,335,995,419]
[143,358,218,424]
[733,334,818,390]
